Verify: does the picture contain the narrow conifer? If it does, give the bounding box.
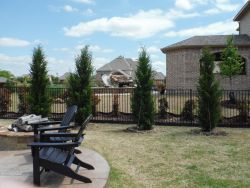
[29,46,51,116]
[132,48,155,130]
[197,47,221,132]
[67,46,93,124]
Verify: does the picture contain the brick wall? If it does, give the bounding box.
[166,47,250,90]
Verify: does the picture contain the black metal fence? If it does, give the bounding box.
[0,86,249,127]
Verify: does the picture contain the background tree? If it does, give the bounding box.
[0,70,14,79]
[220,35,243,103]
[29,46,51,116]
[132,48,155,130]
[67,46,93,124]
[198,47,221,132]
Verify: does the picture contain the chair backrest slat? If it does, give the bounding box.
[73,115,92,142]
[59,105,77,132]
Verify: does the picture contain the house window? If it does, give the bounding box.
[212,52,246,75]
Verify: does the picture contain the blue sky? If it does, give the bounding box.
[0,0,247,76]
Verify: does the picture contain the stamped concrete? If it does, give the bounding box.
[0,148,110,188]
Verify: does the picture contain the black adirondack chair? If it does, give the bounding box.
[28,115,94,186]
[29,105,77,141]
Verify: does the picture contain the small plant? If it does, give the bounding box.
[91,94,100,116]
[112,94,119,116]
[220,36,243,104]
[17,87,29,114]
[181,99,196,121]
[157,83,166,95]
[238,100,249,122]
[158,97,168,118]
[0,88,11,114]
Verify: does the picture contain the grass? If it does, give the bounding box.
[83,124,250,188]
[0,119,249,187]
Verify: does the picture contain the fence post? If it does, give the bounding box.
[190,89,193,126]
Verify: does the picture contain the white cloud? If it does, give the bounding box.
[147,46,160,54]
[0,37,30,47]
[53,48,70,52]
[175,0,193,10]
[0,53,30,63]
[164,20,238,37]
[76,45,113,53]
[63,5,78,12]
[64,9,179,39]
[93,57,109,70]
[174,0,209,10]
[72,0,94,4]
[204,0,241,15]
[83,8,94,16]
[152,60,166,75]
[138,46,160,54]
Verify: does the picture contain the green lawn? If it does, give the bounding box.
[83,124,250,188]
[0,119,249,187]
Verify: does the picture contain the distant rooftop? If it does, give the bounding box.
[97,56,137,72]
[161,35,250,52]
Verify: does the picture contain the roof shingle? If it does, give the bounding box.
[161,35,250,53]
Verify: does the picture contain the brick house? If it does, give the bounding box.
[96,56,165,87]
[161,1,250,90]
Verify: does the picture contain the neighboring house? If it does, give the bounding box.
[96,56,165,87]
[96,56,137,78]
[59,72,71,83]
[0,77,7,87]
[161,1,250,90]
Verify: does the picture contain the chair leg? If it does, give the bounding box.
[44,162,92,183]
[33,148,40,185]
[73,156,94,170]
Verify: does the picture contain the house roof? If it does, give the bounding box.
[59,72,71,80]
[161,35,250,53]
[97,56,138,72]
[0,77,7,83]
[153,71,165,80]
[234,0,250,21]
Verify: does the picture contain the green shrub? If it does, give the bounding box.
[158,97,168,118]
[181,99,196,121]
[17,87,29,114]
[0,88,11,114]
[238,100,249,122]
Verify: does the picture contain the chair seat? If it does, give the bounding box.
[40,147,69,164]
[49,136,75,142]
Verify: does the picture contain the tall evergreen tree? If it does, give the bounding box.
[197,47,221,132]
[132,48,155,130]
[29,46,51,116]
[67,46,93,124]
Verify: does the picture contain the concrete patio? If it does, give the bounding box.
[0,148,110,188]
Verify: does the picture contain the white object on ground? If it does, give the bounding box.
[9,114,49,132]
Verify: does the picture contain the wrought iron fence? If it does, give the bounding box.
[0,86,249,127]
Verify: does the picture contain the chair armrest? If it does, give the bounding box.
[28,141,80,148]
[37,125,78,132]
[28,121,61,127]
